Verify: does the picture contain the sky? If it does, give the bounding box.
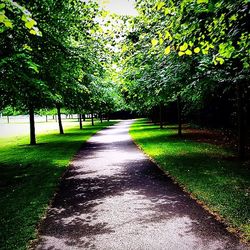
[99,0,138,16]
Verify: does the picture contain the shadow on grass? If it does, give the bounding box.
[130,119,250,241]
[36,129,247,249]
[0,121,116,250]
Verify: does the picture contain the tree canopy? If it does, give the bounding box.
[0,0,249,157]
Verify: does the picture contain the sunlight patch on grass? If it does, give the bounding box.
[0,120,116,250]
[130,119,250,242]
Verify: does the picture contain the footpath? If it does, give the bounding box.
[35,120,248,250]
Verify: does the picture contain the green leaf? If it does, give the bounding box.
[164,46,171,55]
[27,60,39,73]
[157,2,165,11]
[229,14,237,21]
[175,33,182,40]
[194,47,200,53]
[216,57,224,65]
[189,41,194,47]
[165,31,172,41]
[185,49,192,55]
[0,3,5,9]
[21,14,28,22]
[243,61,249,69]
[30,29,37,35]
[180,43,188,51]
[197,0,208,4]
[178,51,185,56]
[151,38,158,47]
[164,8,171,15]
[4,20,13,28]
[202,48,209,54]
[122,45,127,53]
[25,19,36,29]
[0,14,6,22]
[219,42,235,58]
[23,44,32,51]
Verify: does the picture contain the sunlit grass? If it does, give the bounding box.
[130,119,250,242]
[0,120,116,250]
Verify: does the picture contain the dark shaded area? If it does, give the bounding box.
[108,110,138,120]
[147,83,250,159]
[0,121,116,250]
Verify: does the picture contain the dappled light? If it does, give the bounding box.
[35,121,247,249]
[0,120,116,249]
[130,120,250,241]
[100,0,138,16]
[1,0,249,248]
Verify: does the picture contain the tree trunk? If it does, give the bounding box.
[177,95,182,136]
[79,114,83,129]
[236,82,246,159]
[150,110,155,124]
[57,105,64,134]
[100,113,103,123]
[45,115,48,122]
[29,106,36,145]
[7,116,9,124]
[83,114,85,121]
[151,107,157,124]
[159,104,163,129]
[91,112,94,126]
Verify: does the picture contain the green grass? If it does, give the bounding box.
[130,119,250,242]
[0,120,116,250]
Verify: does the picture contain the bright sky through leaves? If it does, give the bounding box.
[100,0,138,16]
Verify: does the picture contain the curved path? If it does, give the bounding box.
[36,120,248,250]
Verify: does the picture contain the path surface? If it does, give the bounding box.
[36,120,248,250]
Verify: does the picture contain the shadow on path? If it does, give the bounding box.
[35,121,248,250]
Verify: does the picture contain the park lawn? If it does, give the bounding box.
[0,120,115,250]
[130,119,250,242]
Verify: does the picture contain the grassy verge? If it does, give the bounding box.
[130,119,250,242]
[0,120,116,250]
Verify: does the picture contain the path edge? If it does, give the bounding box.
[28,122,118,250]
[128,120,249,246]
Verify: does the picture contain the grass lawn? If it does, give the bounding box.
[130,119,250,242]
[0,120,116,250]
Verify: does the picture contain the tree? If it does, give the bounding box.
[1,0,109,142]
[116,0,249,158]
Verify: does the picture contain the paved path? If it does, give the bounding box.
[36,120,248,250]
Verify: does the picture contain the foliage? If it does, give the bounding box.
[0,0,41,35]
[0,0,121,141]
[145,0,249,67]
[116,0,249,136]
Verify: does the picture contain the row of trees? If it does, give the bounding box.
[1,0,249,158]
[116,0,249,159]
[0,0,122,144]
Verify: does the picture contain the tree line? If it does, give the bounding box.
[0,0,122,144]
[117,0,249,159]
[1,0,249,158]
